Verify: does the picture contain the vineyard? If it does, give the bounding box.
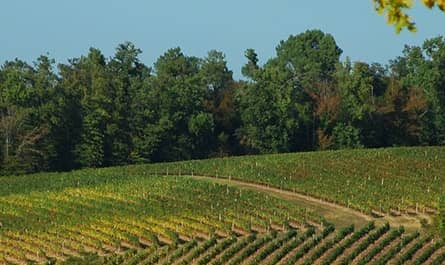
[0,174,326,264]
[60,223,445,265]
[0,146,444,264]
[134,147,445,216]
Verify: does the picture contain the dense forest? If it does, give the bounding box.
[0,29,444,175]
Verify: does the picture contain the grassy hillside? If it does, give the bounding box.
[134,146,445,214]
[0,146,444,264]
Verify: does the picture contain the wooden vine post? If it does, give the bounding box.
[439,194,445,236]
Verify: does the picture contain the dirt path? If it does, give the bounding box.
[185,175,428,231]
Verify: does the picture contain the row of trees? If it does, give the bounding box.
[0,44,241,174]
[0,30,444,175]
[241,31,445,153]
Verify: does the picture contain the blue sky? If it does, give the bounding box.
[1,0,444,79]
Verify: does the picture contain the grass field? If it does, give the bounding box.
[0,146,444,264]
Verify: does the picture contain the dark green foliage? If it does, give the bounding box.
[304,224,355,265]
[332,122,363,149]
[249,229,297,265]
[0,59,52,174]
[390,37,445,145]
[412,240,444,265]
[178,237,217,265]
[395,236,432,265]
[284,224,338,265]
[321,222,375,265]
[374,231,420,265]
[238,30,342,153]
[0,33,444,175]
[340,223,390,265]
[356,226,404,265]
[212,234,256,265]
[162,240,197,265]
[198,236,237,265]
[228,234,273,265]
[266,227,315,265]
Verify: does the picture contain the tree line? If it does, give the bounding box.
[0,29,444,175]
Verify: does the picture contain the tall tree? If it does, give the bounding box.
[29,56,61,170]
[335,60,384,148]
[390,37,445,145]
[141,48,214,161]
[238,29,343,152]
[274,29,342,149]
[200,50,240,155]
[0,60,50,174]
[238,63,302,153]
[378,79,428,146]
[65,48,111,168]
[238,30,344,153]
[107,42,147,165]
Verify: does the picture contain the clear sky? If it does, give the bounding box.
[1,0,444,79]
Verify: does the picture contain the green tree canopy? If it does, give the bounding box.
[239,30,342,152]
[0,34,444,175]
